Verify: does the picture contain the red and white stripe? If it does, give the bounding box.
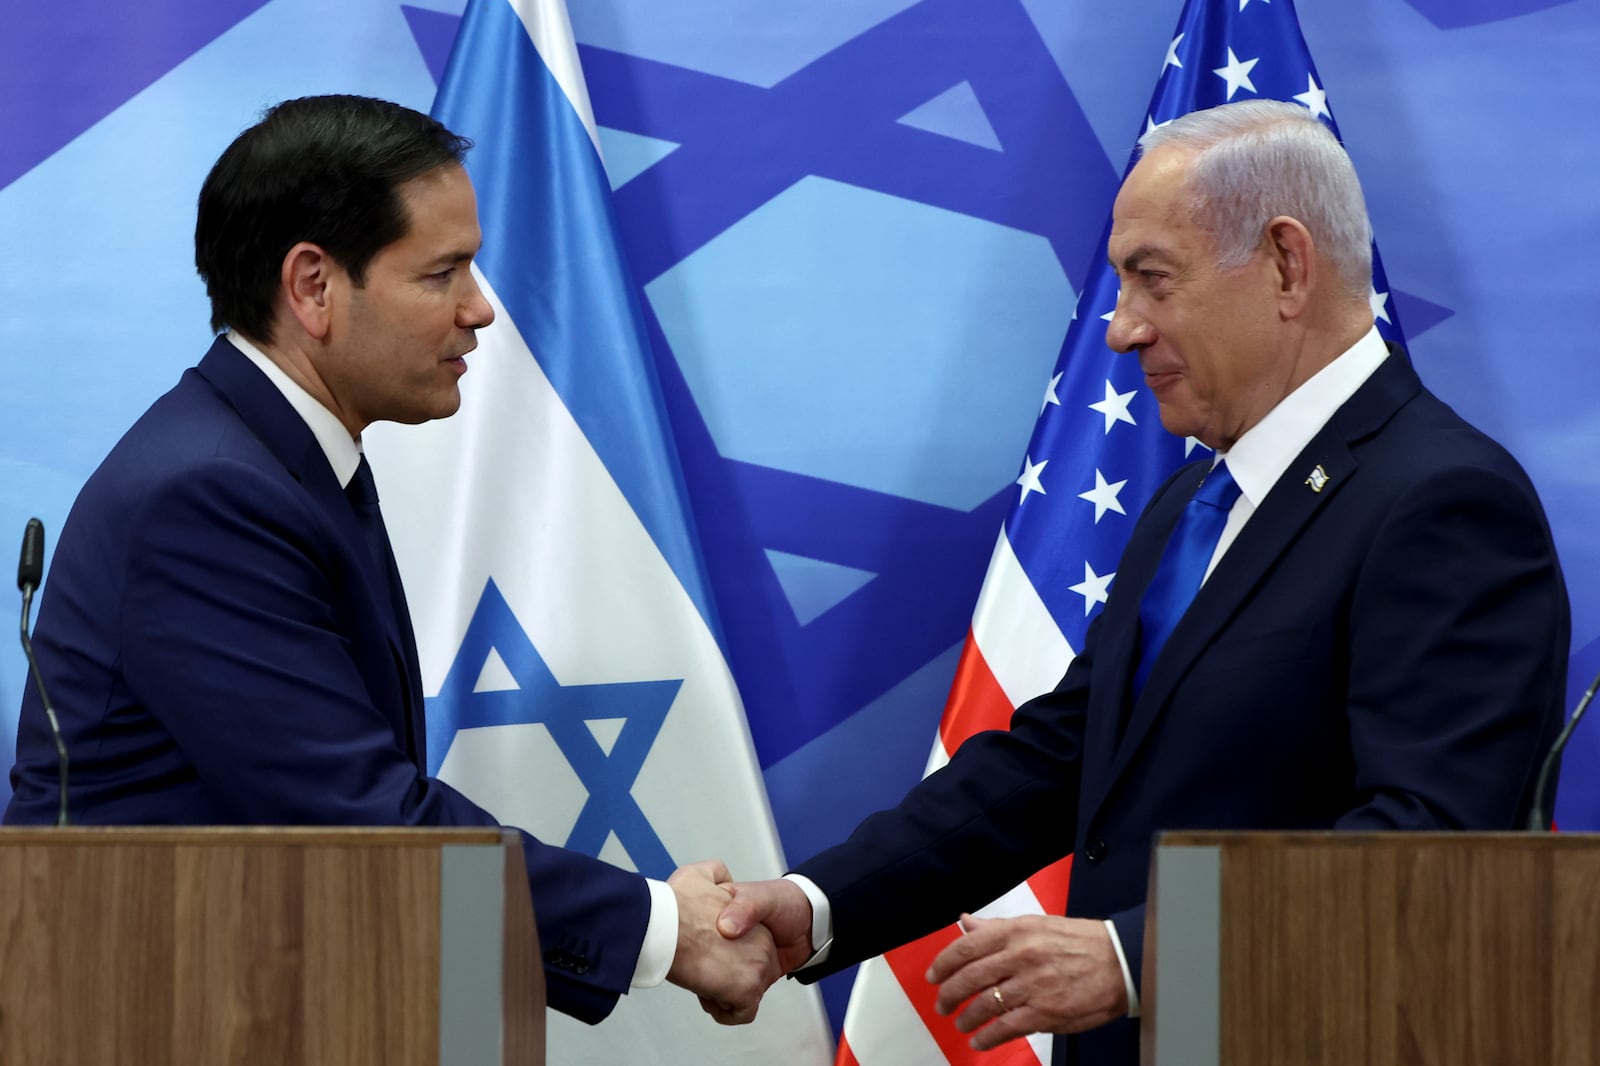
[834,531,1078,1066]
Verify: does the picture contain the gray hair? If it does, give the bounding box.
[1138,100,1373,300]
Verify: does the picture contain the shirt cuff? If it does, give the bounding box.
[631,877,678,988]
[783,873,834,969]
[1103,918,1140,1018]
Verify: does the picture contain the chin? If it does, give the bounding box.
[1156,410,1199,441]
[416,406,461,426]
[426,383,464,416]
[391,395,462,427]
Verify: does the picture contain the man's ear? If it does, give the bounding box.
[1265,215,1315,320]
[279,241,338,341]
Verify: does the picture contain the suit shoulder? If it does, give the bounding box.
[1367,385,1543,500]
[85,369,296,504]
[58,371,325,578]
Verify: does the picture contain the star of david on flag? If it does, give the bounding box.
[428,579,681,878]
[833,2,1411,1065]
[366,0,832,1061]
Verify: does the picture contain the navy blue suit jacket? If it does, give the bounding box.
[6,338,650,1023]
[794,354,1569,1065]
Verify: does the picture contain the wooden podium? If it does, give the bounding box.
[1143,832,1600,1066]
[0,827,543,1066]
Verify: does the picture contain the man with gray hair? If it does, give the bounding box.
[717,100,1568,1065]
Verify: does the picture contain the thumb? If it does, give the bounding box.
[716,900,755,939]
[956,912,990,934]
[716,885,771,938]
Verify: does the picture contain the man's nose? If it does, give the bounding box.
[460,271,495,329]
[1104,296,1152,354]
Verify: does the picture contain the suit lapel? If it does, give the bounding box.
[1083,353,1423,820]
[194,339,425,764]
[1075,461,1200,815]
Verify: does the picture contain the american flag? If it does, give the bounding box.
[834,1,1409,1064]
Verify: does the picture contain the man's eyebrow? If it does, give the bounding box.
[424,248,478,269]
[1108,246,1165,273]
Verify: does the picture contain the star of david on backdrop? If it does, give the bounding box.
[399,0,1459,772]
[428,579,682,879]
[0,0,1567,195]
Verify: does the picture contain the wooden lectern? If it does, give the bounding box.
[0,827,543,1066]
[1143,832,1600,1066]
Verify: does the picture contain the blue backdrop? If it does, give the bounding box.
[3,0,1597,1029]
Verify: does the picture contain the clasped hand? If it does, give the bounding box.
[666,860,782,1024]
[668,868,817,1024]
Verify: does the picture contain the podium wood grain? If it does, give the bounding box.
[0,828,543,1066]
[1144,833,1600,1066]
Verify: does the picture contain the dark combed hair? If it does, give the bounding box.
[194,94,472,343]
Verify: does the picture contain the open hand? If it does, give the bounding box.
[927,913,1127,1051]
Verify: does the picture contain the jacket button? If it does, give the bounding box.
[1084,839,1108,863]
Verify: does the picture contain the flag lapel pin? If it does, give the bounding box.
[1305,464,1330,493]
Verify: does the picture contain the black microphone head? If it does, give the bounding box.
[17,518,44,592]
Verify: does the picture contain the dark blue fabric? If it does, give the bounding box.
[4,338,651,1023]
[794,355,1570,1066]
[346,455,425,768]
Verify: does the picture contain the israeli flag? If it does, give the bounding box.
[365,0,833,1060]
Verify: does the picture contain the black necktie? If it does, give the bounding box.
[346,454,426,767]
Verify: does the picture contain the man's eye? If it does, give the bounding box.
[427,268,456,283]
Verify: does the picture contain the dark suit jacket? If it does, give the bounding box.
[5,338,650,1023]
[794,354,1569,1065]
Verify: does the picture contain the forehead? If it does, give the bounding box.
[388,164,481,254]
[1107,146,1206,263]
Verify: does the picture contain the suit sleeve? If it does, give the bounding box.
[119,459,650,1022]
[1337,463,1568,831]
[792,620,1101,978]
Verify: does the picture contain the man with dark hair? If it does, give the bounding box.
[194,94,475,344]
[717,100,1569,1065]
[5,94,776,1027]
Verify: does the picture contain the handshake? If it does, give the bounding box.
[662,859,815,1024]
[660,860,1132,1049]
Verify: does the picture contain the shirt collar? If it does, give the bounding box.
[1218,325,1389,506]
[226,332,363,489]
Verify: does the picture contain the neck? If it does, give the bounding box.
[241,330,364,440]
[1289,301,1375,387]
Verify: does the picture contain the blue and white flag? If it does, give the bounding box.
[366,0,833,1060]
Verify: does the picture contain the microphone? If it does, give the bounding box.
[1525,666,1600,831]
[17,518,42,591]
[17,519,69,826]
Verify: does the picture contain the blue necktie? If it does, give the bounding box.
[1133,461,1242,698]
[347,455,426,767]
